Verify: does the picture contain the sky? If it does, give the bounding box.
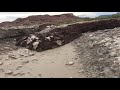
[0,12,117,23]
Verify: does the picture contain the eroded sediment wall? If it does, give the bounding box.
[15,19,120,52]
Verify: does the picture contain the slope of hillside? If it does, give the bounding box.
[74,27,120,78]
[0,13,80,29]
[96,13,120,20]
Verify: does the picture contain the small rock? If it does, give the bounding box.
[29,53,35,56]
[24,54,29,57]
[78,70,84,73]
[0,69,4,72]
[22,60,29,64]
[51,61,54,63]
[0,62,3,65]
[5,58,9,60]
[27,72,30,74]
[19,73,25,76]
[89,44,94,48]
[99,58,104,61]
[109,52,117,57]
[9,54,17,59]
[38,74,42,77]
[77,43,80,45]
[75,57,78,60]
[12,72,20,76]
[4,47,10,49]
[55,40,62,46]
[32,59,38,61]
[109,47,112,49]
[68,61,74,65]
[66,61,74,65]
[9,48,13,50]
[6,45,10,46]
[89,34,93,37]
[18,65,23,67]
[5,70,13,74]
[19,54,24,56]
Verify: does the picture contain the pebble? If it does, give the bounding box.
[68,61,74,65]
[51,61,54,63]
[78,70,84,73]
[32,59,38,61]
[5,70,13,74]
[66,61,74,65]
[12,72,20,76]
[0,62,3,65]
[75,57,78,60]
[89,34,93,37]
[19,73,25,76]
[18,65,23,67]
[9,55,17,59]
[5,58,9,60]
[29,53,35,56]
[4,47,10,49]
[24,54,29,57]
[77,43,80,45]
[55,40,62,46]
[89,44,94,48]
[38,74,42,77]
[22,60,29,64]
[27,72,30,74]
[99,58,104,61]
[19,54,24,56]
[109,52,117,57]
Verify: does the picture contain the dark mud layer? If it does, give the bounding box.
[16,19,120,52]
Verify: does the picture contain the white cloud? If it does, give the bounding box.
[0,12,117,23]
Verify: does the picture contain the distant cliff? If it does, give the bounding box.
[0,13,81,39]
[0,13,80,30]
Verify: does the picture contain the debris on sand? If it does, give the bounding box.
[55,40,63,46]
[0,62,3,65]
[16,65,23,70]
[0,58,2,60]
[12,72,21,76]
[66,61,74,65]
[8,54,17,59]
[4,47,10,50]
[38,74,42,77]
[22,60,29,65]
[5,57,9,60]
[29,52,35,56]
[5,70,13,74]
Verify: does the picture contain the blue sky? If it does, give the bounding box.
[0,12,117,23]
